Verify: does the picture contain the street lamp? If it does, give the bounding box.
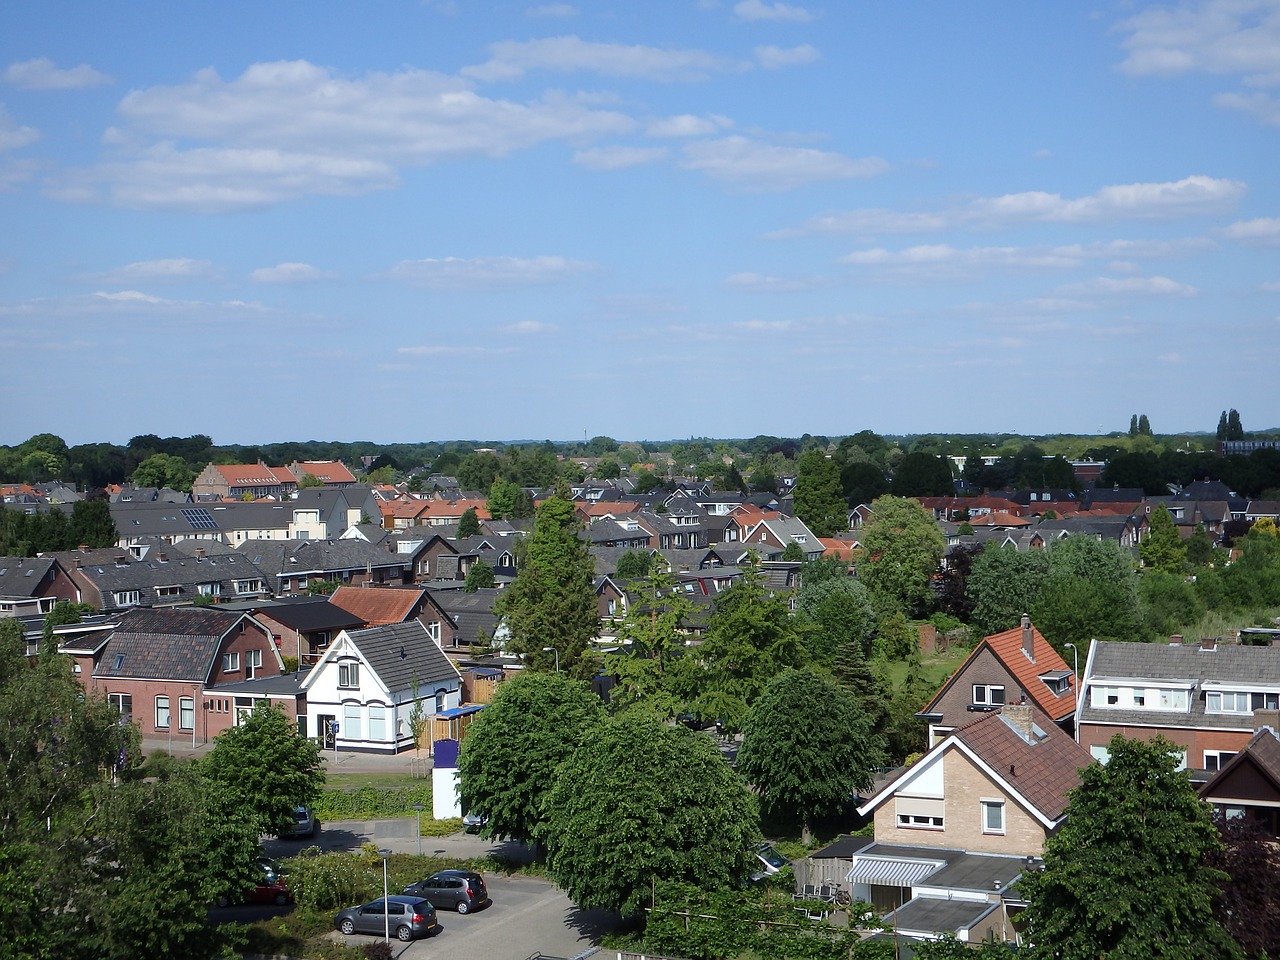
[542,646,560,673]
[1064,642,1081,744]
[378,847,392,943]
[1063,642,1079,682]
[411,802,424,856]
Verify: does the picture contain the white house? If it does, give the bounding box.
[300,620,462,754]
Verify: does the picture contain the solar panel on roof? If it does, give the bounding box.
[182,508,219,529]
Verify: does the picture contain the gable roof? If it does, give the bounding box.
[0,556,56,598]
[329,585,426,625]
[925,620,1077,722]
[1200,728,1280,802]
[92,607,260,682]
[253,597,365,633]
[318,620,460,693]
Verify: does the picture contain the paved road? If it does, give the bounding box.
[265,819,618,960]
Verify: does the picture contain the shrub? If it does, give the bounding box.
[313,784,434,820]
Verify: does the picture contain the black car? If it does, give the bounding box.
[334,895,438,941]
[403,869,490,914]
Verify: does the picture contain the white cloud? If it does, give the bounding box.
[0,106,39,151]
[1115,0,1280,85]
[779,175,1245,236]
[250,262,336,283]
[680,136,887,191]
[1063,275,1198,297]
[842,244,1081,269]
[4,57,112,90]
[646,114,730,137]
[755,45,821,69]
[1214,89,1280,123]
[527,3,576,16]
[381,255,595,288]
[462,36,745,82]
[573,145,668,169]
[1220,216,1280,242]
[94,289,166,304]
[734,0,814,23]
[724,271,824,291]
[56,60,635,211]
[92,258,220,284]
[501,319,557,333]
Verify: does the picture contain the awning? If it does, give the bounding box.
[846,855,945,887]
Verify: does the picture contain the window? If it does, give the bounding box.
[425,621,441,643]
[1090,744,1111,764]
[197,582,216,597]
[972,684,1005,707]
[369,704,386,741]
[343,703,362,739]
[108,693,133,721]
[234,579,262,594]
[338,662,360,688]
[897,813,944,829]
[1206,690,1251,714]
[179,697,194,731]
[434,690,446,712]
[222,651,240,672]
[1205,750,1237,772]
[248,649,263,668]
[157,585,182,598]
[113,590,140,607]
[981,800,1005,834]
[1252,692,1280,711]
[895,797,944,830]
[155,696,171,728]
[234,697,254,724]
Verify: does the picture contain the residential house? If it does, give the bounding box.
[429,587,504,654]
[60,606,292,742]
[0,555,79,617]
[918,616,1077,745]
[54,544,267,611]
[1198,722,1280,835]
[744,514,823,560]
[288,460,358,488]
[252,596,366,666]
[192,462,297,500]
[238,539,410,595]
[299,620,463,753]
[1076,637,1280,771]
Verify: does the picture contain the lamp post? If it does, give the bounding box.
[541,646,560,673]
[1064,642,1080,744]
[379,847,392,943]
[412,803,424,856]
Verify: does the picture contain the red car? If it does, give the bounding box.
[217,858,293,907]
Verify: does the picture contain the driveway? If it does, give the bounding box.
[331,872,613,960]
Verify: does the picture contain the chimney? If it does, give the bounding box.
[1021,614,1034,660]
[1002,703,1035,741]
[1201,637,1216,652]
[1254,709,1280,736]
[1169,634,1183,645]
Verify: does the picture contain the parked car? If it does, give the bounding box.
[461,811,488,833]
[751,843,789,881]
[334,895,438,942]
[402,869,490,914]
[216,858,292,907]
[279,805,317,839]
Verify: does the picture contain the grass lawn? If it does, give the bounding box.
[877,638,970,689]
[323,771,425,792]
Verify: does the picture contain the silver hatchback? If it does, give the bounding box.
[334,895,438,941]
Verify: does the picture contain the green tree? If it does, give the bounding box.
[859,495,945,617]
[793,449,847,537]
[538,712,760,916]
[457,506,481,537]
[498,492,600,679]
[793,575,876,665]
[1032,535,1142,647]
[1139,571,1205,639]
[296,471,323,489]
[130,452,195,491]
[602,567,696,716]
[198,703,324,836]
[69,499,117,549]
[736,669,884,840]
[966,545,1050,637]
[780,540,806,561]
[457,671,603,845]
[1021,735,1241,960]
[614,549,653,580]
[890,451,954,497]
[1141,503,1187,574]
[464,559,495,592]
[685,556,804,732]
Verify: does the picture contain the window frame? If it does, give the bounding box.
[222,651,241,673]
[155,695,171,729]
[338,661,360,689]
[178,697,195,731]
[972,683,1006,707]
[981,799,1006,835]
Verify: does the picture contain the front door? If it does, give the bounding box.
[318,714,336,748]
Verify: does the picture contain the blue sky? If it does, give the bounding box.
[1,1,1276,446]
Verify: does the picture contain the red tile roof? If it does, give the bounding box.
[291,460,357,484]
[215,463,296,485]
[329,585,425,626]
[944,622,1077,722]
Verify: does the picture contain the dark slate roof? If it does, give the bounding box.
[92,607,250,682]
[887,896,1001,937]
[66,550,257,610]
[1200,728,1280,800]
[0,556,54,598]
[253,597,365,632]
[345,621,460,691]
[810,835,876,860]
[431,587,502,643]
[1081,640,1280,732]
[237,538,409,580]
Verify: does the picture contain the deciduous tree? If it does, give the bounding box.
[736,669,884,840]
[538,712,760,916]
[1021,735,1241,960]
[457,506,481,537]
[1141,503,1186,573]
[457,671,603,845]
[858,495,945,617]
[793,449,847,537]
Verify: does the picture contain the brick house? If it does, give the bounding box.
[0,555,80,616]
[252,596,366,666]
[918,616,1077,745]
[59,606,291,743]
[1077,637,1280,772]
